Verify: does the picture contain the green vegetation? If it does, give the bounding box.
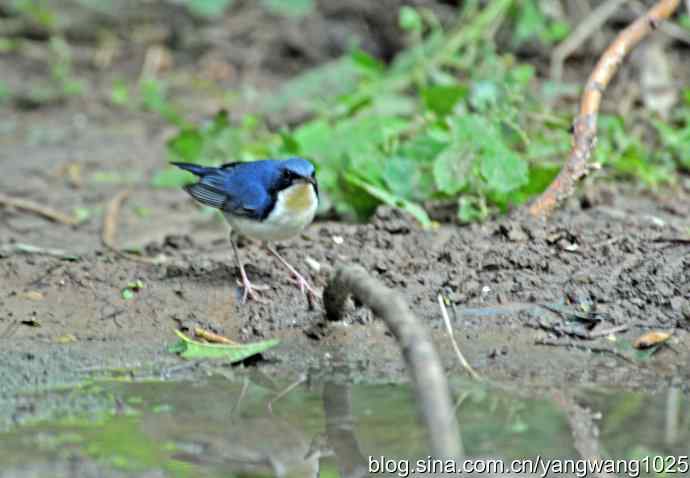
[3,1,688,225]
[150,2,690,226]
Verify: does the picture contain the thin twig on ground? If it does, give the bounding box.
[324,265,462,458]
[0,192,79,225]
[0,243,79,260]
[102,190,131,250]
[529,0,681,218]
[536,338,637,364]
[437,294,481,380]
[551,0,629,81]
[101,190,166,264]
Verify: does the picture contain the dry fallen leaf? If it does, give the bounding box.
[20,291,44,301]
[633,331,672,349]
[193,327,238,345]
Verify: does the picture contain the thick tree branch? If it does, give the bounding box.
[529,0,681,218]
[324,264,462,458]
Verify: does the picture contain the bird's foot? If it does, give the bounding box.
[287,271,319,300]
[235,278,270,304]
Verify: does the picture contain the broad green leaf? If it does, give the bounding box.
[422,85,468,117]
[399,134,447,163]
[293,119,332,158]
[151,168,194,189]
[383,156,421,200]
[480,147,528,193]
[169,330,279,361]
[450,114,499,147]
[433,145,472,195]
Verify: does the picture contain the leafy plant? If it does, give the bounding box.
[154,2,688,226]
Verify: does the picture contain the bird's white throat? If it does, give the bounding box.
[224,182,318,241]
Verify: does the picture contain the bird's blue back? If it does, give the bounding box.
[173,158,314,220]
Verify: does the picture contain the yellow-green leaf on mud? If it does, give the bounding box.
[168,330,279,361]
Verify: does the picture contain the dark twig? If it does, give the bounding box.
[529,0,681,217]
[324,265,461,458]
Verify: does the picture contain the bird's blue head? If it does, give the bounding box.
[280,157,315,179]
[275,157,317,194]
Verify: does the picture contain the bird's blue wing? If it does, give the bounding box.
[183,183,226,209]
[220,174,273,219]
[183,170,272,220]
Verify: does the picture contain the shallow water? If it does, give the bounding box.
[0,374,687,477]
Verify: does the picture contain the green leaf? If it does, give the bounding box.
[422,85,468,117]
[185,0,233,17]
[469,80,501,111]
[346,174,432,228]
[169,330,280,361]
[167,129,203,163]
[383,156,421,200]
[121,289,135,300]
[433,145,472,195]
[110,80,129,106]
[512,0,546,45]
[351,49,385,75]
[293,119,332,158]
[457,196,488,223]
[480,147,528,193]
[151,168,194,189]
[399,6,422,32]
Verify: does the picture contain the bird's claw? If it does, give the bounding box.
[288,273,319,300]
[236,279,269,304]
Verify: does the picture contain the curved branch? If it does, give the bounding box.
[324,264,462,458]
[529,0,681,218]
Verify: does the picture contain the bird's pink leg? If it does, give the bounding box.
[266,245,318,300]
[230,234,268,304]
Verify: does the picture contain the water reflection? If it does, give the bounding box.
[0,375,687,477]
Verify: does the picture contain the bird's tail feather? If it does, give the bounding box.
[170,162,215,176]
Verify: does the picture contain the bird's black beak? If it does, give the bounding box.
[304,174,318,196]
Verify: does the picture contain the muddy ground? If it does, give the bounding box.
[1,1,690,427]
[2,99,689,400]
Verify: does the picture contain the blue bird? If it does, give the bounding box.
[172,158,319,303]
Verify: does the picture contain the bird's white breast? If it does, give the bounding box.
[224,182,318,242]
